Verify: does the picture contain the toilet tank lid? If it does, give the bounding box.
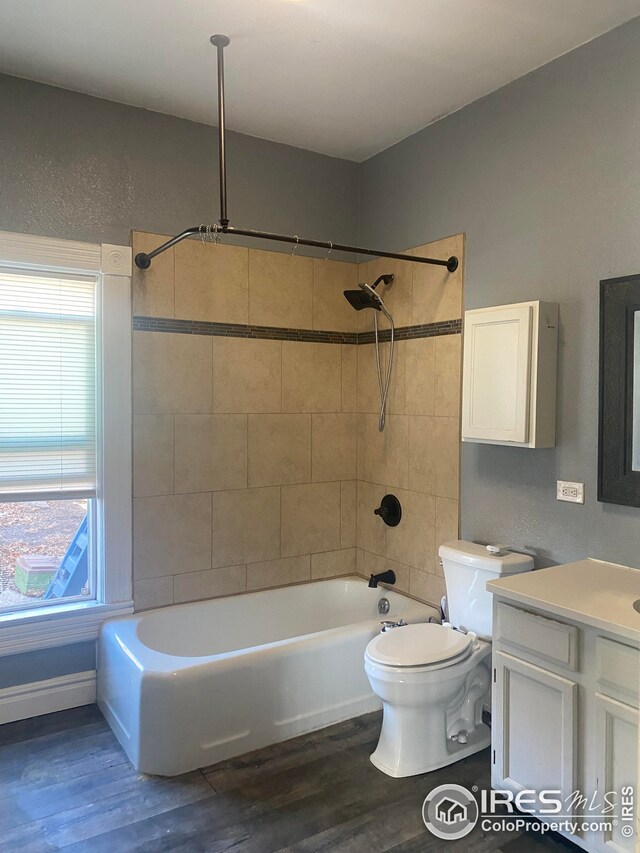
[439,540,534,574]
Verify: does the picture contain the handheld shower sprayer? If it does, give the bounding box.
[358,281,394,323]
[343,274,395,432]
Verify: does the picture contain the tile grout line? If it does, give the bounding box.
[340,344,344,416]
[310,413,314,484]
[172,412,177,604]
[246,248,251,327]
[279,337,283,424]
[245,413,249,492]
[279,484,283,560]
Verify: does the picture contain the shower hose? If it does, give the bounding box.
[374,309,395,432]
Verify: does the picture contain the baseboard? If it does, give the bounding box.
[0,670,96,725]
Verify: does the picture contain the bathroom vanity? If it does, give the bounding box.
[488,559,640,852]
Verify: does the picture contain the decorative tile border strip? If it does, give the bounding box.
[132,315,461,344]
[132,316,358,344]
[358,319,461,344]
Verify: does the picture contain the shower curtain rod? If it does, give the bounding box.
[134,36,459,274]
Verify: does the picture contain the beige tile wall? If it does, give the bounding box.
[354,233,464,604]
[132,232,359,610]
[131,230,463,612]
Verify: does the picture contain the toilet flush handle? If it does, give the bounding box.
[486,544,502,556]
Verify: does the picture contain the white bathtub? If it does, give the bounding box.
[97,576,436,775]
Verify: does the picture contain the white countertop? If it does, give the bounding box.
[487,558,640,642]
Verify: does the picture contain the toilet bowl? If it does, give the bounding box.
[364,540,534,777]
[365,623,491,777]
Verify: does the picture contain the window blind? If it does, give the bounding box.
[0,269,97,499]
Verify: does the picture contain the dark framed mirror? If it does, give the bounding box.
[598,273,640,506]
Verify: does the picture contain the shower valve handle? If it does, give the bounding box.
[373,494,402,527]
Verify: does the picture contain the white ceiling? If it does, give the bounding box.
[1,0,639,161]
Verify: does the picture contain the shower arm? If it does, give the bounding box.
[134,36,459,275]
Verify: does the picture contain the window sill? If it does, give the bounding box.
[0,599,134,656]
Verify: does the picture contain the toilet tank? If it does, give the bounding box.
[439,540,534,639]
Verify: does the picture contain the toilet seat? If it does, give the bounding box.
[365,623,472,669]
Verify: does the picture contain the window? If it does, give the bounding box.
[0,270,98,611]
[0,232,133,651]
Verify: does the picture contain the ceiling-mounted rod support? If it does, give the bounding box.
[133,33,458,274]
[134,226,459,271]
[210,34,230,227]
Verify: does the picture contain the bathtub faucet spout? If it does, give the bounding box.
[368,570,396,588]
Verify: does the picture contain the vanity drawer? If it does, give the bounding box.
[496,602,579,671]
[596,636,639,708]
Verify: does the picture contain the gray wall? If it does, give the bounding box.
[0,73,359,689]
[0,642,95,689]
[359,17,640,569]
[0,73,360,248]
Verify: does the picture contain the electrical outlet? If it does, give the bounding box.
[557,480,585,504]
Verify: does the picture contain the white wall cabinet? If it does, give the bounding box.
[492,599,639,852]
[462,300,558,447]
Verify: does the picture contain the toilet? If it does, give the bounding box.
[364,540,534,778]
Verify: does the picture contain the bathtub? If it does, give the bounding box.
[97,576,436,775]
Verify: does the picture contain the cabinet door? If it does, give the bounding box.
[592,694,638,853]
[462,304,532,443]
[492,651,577,808]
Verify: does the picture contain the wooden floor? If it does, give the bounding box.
[0,705,578,852]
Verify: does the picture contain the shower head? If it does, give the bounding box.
[343,283,394,325]
[343,273,394,312]
[343,287,382,311]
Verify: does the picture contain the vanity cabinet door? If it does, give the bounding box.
[591,694,638,853]
[492,651,577,808]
